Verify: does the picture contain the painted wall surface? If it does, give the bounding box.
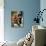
[40,0,46,27]
[4,0,40,42]
[0,0,4,42]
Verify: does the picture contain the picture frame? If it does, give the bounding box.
[11,10,24,27]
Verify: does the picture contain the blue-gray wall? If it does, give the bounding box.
[40,0,46,27]
[4,0,40,42]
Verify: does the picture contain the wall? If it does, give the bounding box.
[0,0,4,42]
[40,0,46,27]
[4,0,40,42]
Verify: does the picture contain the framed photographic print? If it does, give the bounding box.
[11,10,24,27]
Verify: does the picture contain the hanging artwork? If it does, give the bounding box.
[11,10,24,27]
